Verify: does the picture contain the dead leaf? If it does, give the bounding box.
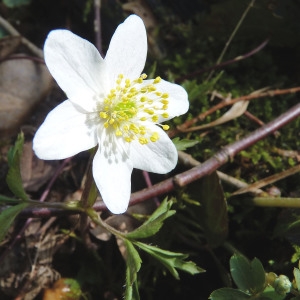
[20,139,57,192]
[0,221,64,299]
[188,87,270,131]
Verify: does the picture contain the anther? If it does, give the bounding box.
[153,76,161,84]
[139,137,148,145]
[152,115,159,122]
[99,112,108,119]
[150,132,159,142]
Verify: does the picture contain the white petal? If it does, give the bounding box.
[104,15,147,85]
[129,125,178,173]
[156,79,189,122]
[33,100,97,160]
[44,30,107,112]
[93,130,133,214]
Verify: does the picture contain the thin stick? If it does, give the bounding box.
[176,38,268,83]
[0,16,44,58]
[176,86,300,133]
[0,158,71,263]
[233,163,300,195]
[178,151,259,191]
[19,102,300,217]
[206,0,256,81]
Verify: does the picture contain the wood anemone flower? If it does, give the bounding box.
[33,15,189,214]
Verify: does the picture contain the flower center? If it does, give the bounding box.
[98,73,170,145]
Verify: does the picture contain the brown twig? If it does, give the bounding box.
[206,0,257,81]
[176,38,269,84]
[176,86,300,134]
[94,101,300,212]
[0,15,44,58]
[244,110,265,127]
[233,163,300,195]
[18,101,300,217]
[178,151,261,191]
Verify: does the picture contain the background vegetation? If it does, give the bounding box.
[0,0,300,299]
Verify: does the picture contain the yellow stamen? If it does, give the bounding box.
[98,73,171,145]
[153,76,161,84]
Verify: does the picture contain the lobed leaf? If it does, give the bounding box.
[125,198,176,240]
[230,254,266,295]
[124,240,141,300]
[134,241,204,280]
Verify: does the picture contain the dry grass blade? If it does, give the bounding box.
[233,163,300,195]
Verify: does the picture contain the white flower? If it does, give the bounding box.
[33,15,189,214]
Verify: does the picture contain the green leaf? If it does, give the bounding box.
[56,278,82,300]
[209,288,251,299]
[6,132,29,201]
[134,241,204,280]
[188,172,228,248]
[261,286,286,300]
[0,203,29,242]
[124,240,141,300]
[126,198,176,239]
[125,240,142,284]
[294,267,300,291]
[230,254,266,295]
[3,0,32,8]
[172,137,199,151]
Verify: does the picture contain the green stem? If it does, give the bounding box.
[80,147,98,208]
[223,241,245,256]
[85,208,126,239]
[79,148,99,245]
[251,197,300,208]
[26,199,84,212]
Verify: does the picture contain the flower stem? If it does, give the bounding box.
[85,208,126,239]
[79,148,99,245]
